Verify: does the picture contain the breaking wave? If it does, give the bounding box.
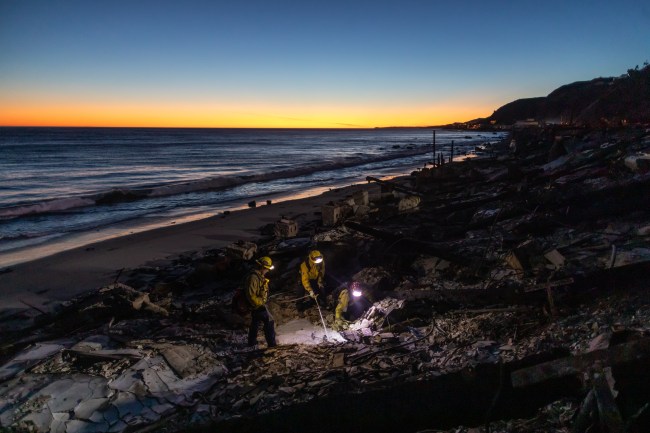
[0,145,432,220]
[0,197,96,219]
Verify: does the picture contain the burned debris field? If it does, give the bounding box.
[2,125,650,433]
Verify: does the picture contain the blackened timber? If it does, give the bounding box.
[208,350,580,433]
[511,337,650,388]
[573,389,597,433]
[592,370,626,433]
[523,277,574,293]
[366,176,423,197]
[343,220,468,264]
[536,175,650,222]
[424,191,512,214]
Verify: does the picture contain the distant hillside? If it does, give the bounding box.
[470,63,650,128]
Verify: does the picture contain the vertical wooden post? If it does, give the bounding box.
[449,140,454,163]
[432,130,436,166]
[546,282,558,317]
[592,367,625,433]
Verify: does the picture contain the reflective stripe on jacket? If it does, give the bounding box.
[299,260,325,293]
[245,269,269,309]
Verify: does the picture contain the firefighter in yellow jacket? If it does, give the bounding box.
[245,256,277,348]
[333,282,371,330]
[297,250,326,311]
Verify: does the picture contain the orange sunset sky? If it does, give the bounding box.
[1,0,648,128]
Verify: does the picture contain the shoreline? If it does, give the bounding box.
[0,148,489,270]
[0,183,342,269]
[0,180,382,312]
[0,139,494,318]
[0,161,440,270]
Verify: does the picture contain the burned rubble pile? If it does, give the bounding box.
[1,126,650,433]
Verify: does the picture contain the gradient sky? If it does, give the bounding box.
[1,0,649,128]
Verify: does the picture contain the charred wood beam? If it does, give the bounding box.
[343,220,469,264]
[348,326,434,365]
[534,175,650,221]
[366,176,423,197]
[572,369,626,433]
[62,348,142,362]
[523,277,574,293]
[454,306,534,314]
[592,370,625,433]
[511,337,650,388]
[573,388,597,433]
[424,191,512,214]
[211,349,581,433]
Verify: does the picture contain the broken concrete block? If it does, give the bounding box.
[353,204,370,217]
[322,203,342,226]
[411,256,449,277]
[379,191,398,202]
[20,408,53,432]
[331,353,345,368]
[505,239,541,271]
[161,345,225,379]
[624,153,650,173]
[0,342,68,381]
[611,247,650,267]
[397,195,420,212]
[132,293,169,316]
[224,241,257,261]
[637,225,650,236]
[505,251,526,271]
[352,190,369,206]
[273,218,298,239]
[544,249,565,269]
[74,397,110,419]
[351,267,393,292]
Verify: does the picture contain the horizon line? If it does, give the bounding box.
[0,124,457,130]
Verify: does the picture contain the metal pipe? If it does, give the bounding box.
[314,301,330,341]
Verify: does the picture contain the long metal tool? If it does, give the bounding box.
[314,299,329,341]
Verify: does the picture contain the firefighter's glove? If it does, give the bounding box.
[310,291,318,300]
[333,318,350,331]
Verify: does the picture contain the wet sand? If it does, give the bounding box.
[0,183,380,313]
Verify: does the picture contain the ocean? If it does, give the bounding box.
[0,127,506,266]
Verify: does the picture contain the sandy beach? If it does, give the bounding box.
[0,182,380,315]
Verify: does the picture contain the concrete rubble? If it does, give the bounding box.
[2,125,650,432]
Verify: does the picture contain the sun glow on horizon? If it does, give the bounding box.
[0,100,492,128]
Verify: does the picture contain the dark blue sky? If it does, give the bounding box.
[1,0,648,127]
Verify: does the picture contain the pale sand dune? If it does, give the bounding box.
[0,183,379,312]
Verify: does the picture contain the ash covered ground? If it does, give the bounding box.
[2,125,650,433]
